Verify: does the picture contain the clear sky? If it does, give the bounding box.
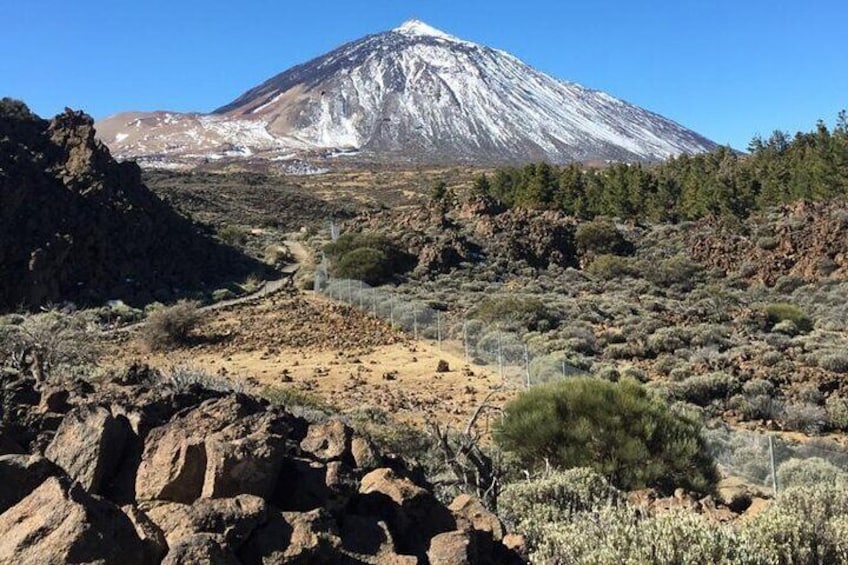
[2,0,845,149]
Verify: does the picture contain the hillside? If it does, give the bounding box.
[0,99,261,310]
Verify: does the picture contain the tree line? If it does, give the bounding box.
[472,113,848,221]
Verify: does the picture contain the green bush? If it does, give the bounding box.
[470,295,553,331]
[585,254,641,279]
[646,255,704,290]
[494,377,718,494]
[141,300,203,351]
[818,351,848,374]
[324,232,413,285]
[765,303,813,333]
[826,395,848,431]
[741,484,848,564]
[575,218,632,256]
[777,457,848,489]
[218,225,249,247]
[333,248,392,285]
[672,373,739,406]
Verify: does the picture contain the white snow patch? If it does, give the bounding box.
[394,20,458,41]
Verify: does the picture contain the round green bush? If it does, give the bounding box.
[575,218,632,256]
[494,377,718,494]
[777,457,848,489]
[764,303,813,333]
[334,247,392,285]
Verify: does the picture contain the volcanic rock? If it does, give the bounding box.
[0,99,262,310]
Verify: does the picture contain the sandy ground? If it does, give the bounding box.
[103,292,517,431]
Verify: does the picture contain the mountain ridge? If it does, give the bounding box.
[96,20,718,167]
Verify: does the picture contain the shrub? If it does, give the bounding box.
[499,468,621,541]
[575,218,632,256]
[528,505,742,564]
[741,484,848,564]
[324,232,414,285]
[263,244,293,268]
[334,248,392,285]
[166,364,241,393]
[500,468,621,521]
[218,225,249,247]
[764,303,813,333]
[672,373,738,406]
[470,295,553,331]
[647,326,691,355]
[646,255,704,290]
[826,395,848,431]
[494,377,718,494]
[777,457,848,489]
[818,351,848,374]
[0,310,97,380]
[742,378,775,397]
[211,288,237,302]
[506,477,848,564]
[756,236,780,250]
[782,402,827,435]
[585,254,641,279]
[141,300,203,351]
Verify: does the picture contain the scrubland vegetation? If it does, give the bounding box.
[4,116,848,563]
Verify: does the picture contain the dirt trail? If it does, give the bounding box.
[107,237,310,334]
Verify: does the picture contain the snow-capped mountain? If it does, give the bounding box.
[96,20,717,166]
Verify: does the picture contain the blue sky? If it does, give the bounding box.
[2,0,846,149]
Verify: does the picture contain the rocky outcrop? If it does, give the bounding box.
[0,98,262,310]
[689,200,848,286]
[346,200,578,278]
[0,476,150,564]
[44,404,133,494]
[0,366,524,563]
[0,454,60,513]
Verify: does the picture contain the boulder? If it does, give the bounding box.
[136,395,288,503]
[449,494,505,541]
[502,534,528,561]
[339,514,417,564]
[273,457,331,511]
[350,435,381,470]
[202,417,288,499]
[145,495,267,552]
[239,508,342,564]
[162,534,241,565]
[44,404,133,494]
[38,387,71,413]
[300,419,352,462]
[356,468,456,556]
[0,433,23,455]
[0,453,60,513]
[0,476,149,564]
[122,504,168,564]
[135,431,207,503]
[427,530,475,565]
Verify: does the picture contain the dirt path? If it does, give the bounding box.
[106,237,310,334]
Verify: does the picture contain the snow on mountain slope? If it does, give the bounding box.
[96,20,717,165]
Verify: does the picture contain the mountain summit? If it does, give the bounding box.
[96,20,717,166]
